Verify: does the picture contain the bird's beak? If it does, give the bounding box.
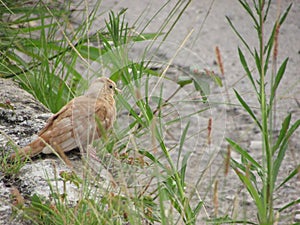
[115,87,122,93]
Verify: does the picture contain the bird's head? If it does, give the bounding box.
[85,77,121,99]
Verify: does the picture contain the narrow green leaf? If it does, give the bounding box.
[278,197,300,213]
[117,94,146,127]
[233,89,262,130]
[212,74,223,87]
[16,23,55,33]
[227,138,262,171]
[285,119,300,142]
[139,149,165,168]
[254,49,262,77]
[158,186,168,225]
[277,164,300,190]
[269,58,288,107]
[264,0,272,22]
[238,0,259,29]
[145,101,154,121]
[230,157,258,184]
[264,22,276,74]
[143,67,162,77]
[180,151,191,188]
[193,200,203,219]
[76,45,103,61]
[274,118,300,186]
[177,78,193,87]
[20,38,63,51]
[226,16,253,56]
[177,121,190,169]
[279,3,293,26]
[273,141,288,186]
[272,113,291,154]
[207,217,256,224]
[136,99,151,123]
[131,33,163,42]
[238,48,257,93]
[234,168,265,218]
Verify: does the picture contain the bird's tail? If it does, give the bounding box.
[9,138,46,161]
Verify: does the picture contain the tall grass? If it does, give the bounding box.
[214,1,300,224]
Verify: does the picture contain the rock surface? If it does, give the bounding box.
[0,78,49,224]
[0,78,50,148]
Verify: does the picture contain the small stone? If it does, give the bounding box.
[249,140,262,150]
[17,115,23,121]
[294,213,300,222]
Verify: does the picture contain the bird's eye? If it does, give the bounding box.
[109,84,114,89]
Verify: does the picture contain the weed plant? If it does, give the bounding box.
[209,1,300,224]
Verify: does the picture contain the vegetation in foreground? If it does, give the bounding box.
[0,1,299,224]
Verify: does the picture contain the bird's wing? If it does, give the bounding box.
[38,96,98,151]
[38,100,73,136]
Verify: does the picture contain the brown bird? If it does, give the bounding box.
[10,77,119,161]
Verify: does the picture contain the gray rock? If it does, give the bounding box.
[0,78,55,224]
[0,78,50,149]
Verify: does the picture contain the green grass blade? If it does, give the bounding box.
[192,76,210,103]
[131,33,163,42]
[269,58,288,109]
[117,94,146,128]
[278,198,300,213]
[285,119,300,145]
[138,150,164,169]
[264,22,276,74]
[76,45,103,61]
[226,16,253,56]
[279,3,293,25]
[230,157,258,184]
[238,48,257,93]
[234,168,265,220]
[177,121,190,169]
[238,0,259,29]
[276,164,300,190]
[274,118,300,186]
[254,49,262,77]
[227,138,262,171]
[192,200,203,221]
[263,0,272,22]
[158,185,168,225]
[272,113,291,154]
[273,141,288,187]
[180,151,191,188]
[263,3,291,69]
[234,89,262,130]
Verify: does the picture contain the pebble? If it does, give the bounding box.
[249,140,263,150]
